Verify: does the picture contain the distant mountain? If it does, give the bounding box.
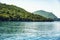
[33,10,57,19]
[0,3,53,21]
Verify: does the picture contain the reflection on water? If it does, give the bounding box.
[0,21,60,40]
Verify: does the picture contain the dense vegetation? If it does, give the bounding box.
[0,3,53,21]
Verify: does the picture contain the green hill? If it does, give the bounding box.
[34,10,57,19]
[0,3,53,21]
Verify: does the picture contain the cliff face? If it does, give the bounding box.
[0,3,53,21]
[34,10,57,19]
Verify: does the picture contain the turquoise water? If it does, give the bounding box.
[0,21,60,40]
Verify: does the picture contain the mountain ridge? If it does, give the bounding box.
[33,10,57,19]
[0,3,53,21]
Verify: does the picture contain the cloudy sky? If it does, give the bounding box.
[0,0,60,18]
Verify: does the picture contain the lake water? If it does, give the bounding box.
[0,21,60,40]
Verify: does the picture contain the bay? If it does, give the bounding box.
[0,21,60,40]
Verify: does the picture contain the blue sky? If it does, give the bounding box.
[0,0,60,18]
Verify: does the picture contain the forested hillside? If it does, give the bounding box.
[0,3,53,21]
